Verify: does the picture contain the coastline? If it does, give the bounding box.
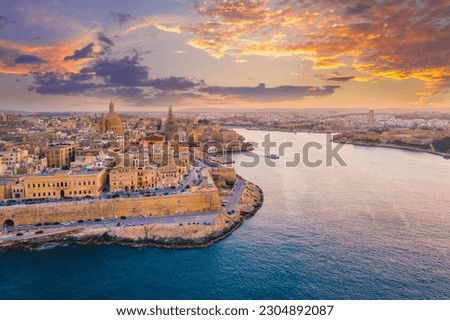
[0,179,263,251]
[335,140,450,159]
[239,127,450,160]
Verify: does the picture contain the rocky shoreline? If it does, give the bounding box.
[0,180,263,251]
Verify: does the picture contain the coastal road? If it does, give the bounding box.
[0,178,247,243]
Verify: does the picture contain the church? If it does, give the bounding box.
[98,101,124,134]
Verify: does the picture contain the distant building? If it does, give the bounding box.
[98,101,124,134]
[368,109,375,129]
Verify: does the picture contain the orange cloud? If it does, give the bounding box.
[153,0,449,96]
[0,33,98,75]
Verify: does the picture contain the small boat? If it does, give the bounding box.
[207,146,218,154]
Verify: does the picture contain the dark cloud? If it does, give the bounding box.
[30,72,97,95]
[81,55,149,86]
[97,33,114,48]
[199,83,339,102]
[0,16,14,30]
[15,54,45,64]
[326,76,355,82]
[145,76,203,91]
[30,47,339,105]
[345,3,371,15]
[64,43,96,61]
[29,71,145,101]
[109,11,136,26]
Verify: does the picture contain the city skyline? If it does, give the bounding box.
[0,0,449,111]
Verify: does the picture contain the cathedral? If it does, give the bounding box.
[98,101,124,134]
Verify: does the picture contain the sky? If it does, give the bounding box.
[0,0,449,112]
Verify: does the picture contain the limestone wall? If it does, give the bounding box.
[0,189,221,226]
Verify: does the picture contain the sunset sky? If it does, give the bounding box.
[0,0,449,112]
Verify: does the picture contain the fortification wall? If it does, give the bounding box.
[0,189,221,226]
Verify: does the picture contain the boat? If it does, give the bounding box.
[207,146,218,154]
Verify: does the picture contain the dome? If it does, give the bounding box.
[105,112,122,127]
[98,101,124,134]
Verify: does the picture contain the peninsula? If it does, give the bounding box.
[0,104,263,250]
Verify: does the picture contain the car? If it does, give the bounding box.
[35,230,44,234]
[16,232,24,236]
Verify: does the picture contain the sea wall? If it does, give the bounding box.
[0,189,221,226]
[0,180,264,251]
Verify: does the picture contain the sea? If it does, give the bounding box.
[0,129,449,299]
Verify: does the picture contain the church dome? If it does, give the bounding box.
[99,101,124,134]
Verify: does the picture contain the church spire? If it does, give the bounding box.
[109,100,115,113]
[165,105,178,141]
[166,105,174,125]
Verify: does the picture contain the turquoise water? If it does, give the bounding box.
[1,130,449,299]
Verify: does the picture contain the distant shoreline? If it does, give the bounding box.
[335,140,450,159]
[235,127,450,160]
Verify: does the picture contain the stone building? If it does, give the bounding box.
[45,144,76,169]
[0,180,14,200]
[98,101,124,134]
[109,163,186,192]
[22,168,107,199]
